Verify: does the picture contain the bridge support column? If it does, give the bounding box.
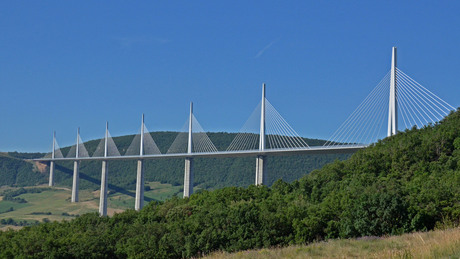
[255,155,266,185]
[184,102,194,198]
[135,115,145,211]
[183,158,194,198]
[71,161,79,202]
[135,159,144,211]
[49,161,55,187]
[49,131,56,187]
[71,128,80,203]
[256,83,267,185]
[99,160,108,216]
[99,122,110,216]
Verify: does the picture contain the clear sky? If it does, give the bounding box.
[1,1,459,152]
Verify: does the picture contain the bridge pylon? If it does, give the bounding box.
[255,83,267,185]
[135,114,145,211]
[99,122,109,216]
[71,128,80,203]
[388,46,398,137]
[49,131,56,187]
[183,102,194,198]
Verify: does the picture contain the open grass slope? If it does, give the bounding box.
[206,227,460,259]
[0,181,182,227]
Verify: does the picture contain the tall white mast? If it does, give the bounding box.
[388,47,398,136]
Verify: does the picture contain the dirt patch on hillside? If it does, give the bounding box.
[81,200,99,210]
[34,162,48,173]
[92,190,100,197]
[0,225,22,231]
[107,208,125,216]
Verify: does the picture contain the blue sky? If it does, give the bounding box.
[1,1,459,152]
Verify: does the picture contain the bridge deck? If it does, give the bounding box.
[33,145,367,162]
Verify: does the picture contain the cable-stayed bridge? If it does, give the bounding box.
[34,47,456,216]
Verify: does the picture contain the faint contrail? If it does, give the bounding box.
[255,40,277,58]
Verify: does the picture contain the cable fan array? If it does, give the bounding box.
[227,98,309,151]
[45,115,219,158]
[43,138,64,159]
[125,124,161,156]
[167,114,218,154]
[44,69,455,158]
[265,99,309,149]
[396,68,455,129]
[45,97,312,158]
[66,134,90,158]
[93,130,121,157]
[324,69,455,147]
[226,102,261,151]
[324,72,391,147]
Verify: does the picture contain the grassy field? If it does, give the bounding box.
[107,181,183,209]
[206,227,460,259]
[0,181,181,229]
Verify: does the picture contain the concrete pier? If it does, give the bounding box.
[255,84,267,185]
[99,122,109,216]
[255,155,266,185]
[135,159,144,210]
[183,102,194,198]
[71,128,80,203]
[71,160,79,202]
[183,158,194,197]
[135,114,145,211]
[99,160,108,216]
[49,161,55,187]
[49,131,56,187]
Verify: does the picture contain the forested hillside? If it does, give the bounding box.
[1,133,346,191]
[0,109,458,258]
[0,153,47,187]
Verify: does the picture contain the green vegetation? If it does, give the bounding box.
[1,187,47,204]
[0,218,39,227]
[0,109,458,258]
[7,152,45,160]
[0,153,47,187]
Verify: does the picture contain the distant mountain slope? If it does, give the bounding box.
[0,153,47,187]
[1,133,348,191]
